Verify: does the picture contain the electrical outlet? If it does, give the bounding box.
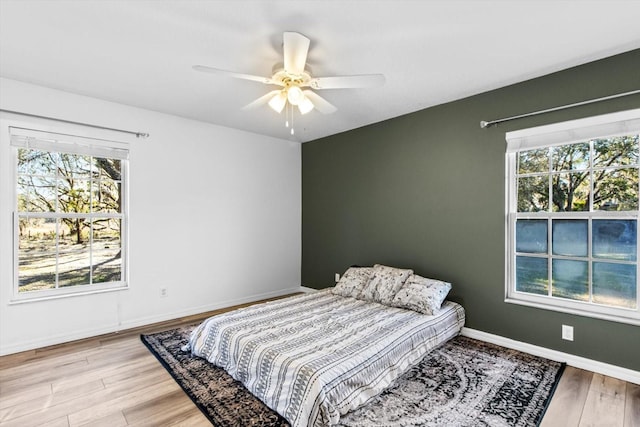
[562,325,574,341]
[160,287,168,298]
[335,273,340,282]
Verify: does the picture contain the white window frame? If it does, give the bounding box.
[505,109,640,325]
[11,127,129,302]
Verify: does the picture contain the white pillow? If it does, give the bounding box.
[358,264,413,305]
[391,274,452,315]
[332,267,373,298]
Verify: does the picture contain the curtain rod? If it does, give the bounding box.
[0,108,149,138]
[480,89,640,129]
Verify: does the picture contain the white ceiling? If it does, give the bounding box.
[1,1,639,143]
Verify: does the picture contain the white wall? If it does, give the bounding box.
[0,78,301,355]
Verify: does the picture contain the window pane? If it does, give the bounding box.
[593,168,639,211]
[92,218,122,284]
[593,136,639,168]
[19,218,57,251]
[516,256,548,295]
[593,219,637,261]
[18,217,57,292]
[58,216,90,287]
[58,247,91,287]
[516,220,547,253]
[59,153,91,177]
[58,179,92,213]
[94,157,122,181]
[552,143,589,171]
[92,218,121,249]
[593,262,637,309]
[552,220,588,256]
[93,264,121,283]
[518,148,549,174]
[59,218,90,247]
[518,176,548,212]
[551,172,589,212]
[552,259,589,301]
[17,148,58,176]
[92,179,122,213]
[18,176,57,212]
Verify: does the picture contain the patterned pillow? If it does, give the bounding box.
[391,274,452,315]
[358,264,413,305]
[332,267,374,298]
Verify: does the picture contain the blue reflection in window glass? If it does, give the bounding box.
[552,259,589,301]
[516,256,548,295]
[516,220,548,253]
[552,220,588,256]
[593,262,637,309]
[593,220,637,261]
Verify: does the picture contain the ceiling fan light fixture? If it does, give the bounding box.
[298,96,314,115]
[194,31,384,135]
[287,85,304,105]
[268,91,287,113]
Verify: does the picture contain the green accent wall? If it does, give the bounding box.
[302,49,640,371]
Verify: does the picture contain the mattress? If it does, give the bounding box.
[188,289,465,427]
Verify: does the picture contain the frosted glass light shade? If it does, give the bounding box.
[268,91,287,113]
[298,96,314,114]
[287,86,304,105]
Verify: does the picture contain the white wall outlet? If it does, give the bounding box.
[160,287,168,298]
[335,273,340,283]
[562,324,574,341]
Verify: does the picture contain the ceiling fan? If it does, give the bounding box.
[193,31,385,133]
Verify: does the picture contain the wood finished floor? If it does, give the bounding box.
[1,299,638,427]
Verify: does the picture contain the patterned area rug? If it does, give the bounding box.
[141,327,564,427]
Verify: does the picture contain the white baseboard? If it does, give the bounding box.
[461,327,640,385]
[299,285,320,293]
[0,323,125,357]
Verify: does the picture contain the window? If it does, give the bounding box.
[12,128,128,300]
[506,109,640,325]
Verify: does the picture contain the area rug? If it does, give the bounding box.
[141,327,564,427]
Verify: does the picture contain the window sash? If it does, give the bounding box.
[512,214,638,286]
[507,211,640,323]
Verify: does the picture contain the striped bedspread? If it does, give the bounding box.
[188,289,465,427]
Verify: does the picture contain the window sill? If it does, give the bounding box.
[9,284,129,305]
[504,297,640,326]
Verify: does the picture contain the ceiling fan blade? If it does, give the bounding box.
[242,90,281,110]
[283,32,310,76]
[302,90,337,114]
[308,74,385,89]
[193,65,280,85]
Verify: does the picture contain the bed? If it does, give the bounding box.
[187,281,465,427]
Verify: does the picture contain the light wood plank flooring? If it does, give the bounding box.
[1,299,638,427]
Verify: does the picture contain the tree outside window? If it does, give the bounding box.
[16,146,126,293]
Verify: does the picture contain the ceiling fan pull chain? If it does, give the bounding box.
[290,104,295,135]
[285,102,290,128]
